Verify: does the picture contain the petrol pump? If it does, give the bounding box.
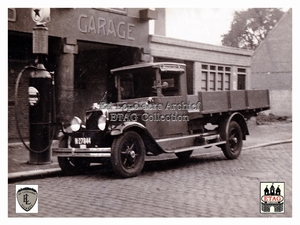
[15,8,54,164]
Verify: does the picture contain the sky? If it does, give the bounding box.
[162,7,289,46]
[165,8,239,45]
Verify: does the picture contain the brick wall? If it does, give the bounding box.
[269,90,292,117]
[251,10,292,91]
[251,9,292,116]
[8,61,30,141]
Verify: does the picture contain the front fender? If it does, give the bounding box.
[109,121,164,155]
[109,121,146,136]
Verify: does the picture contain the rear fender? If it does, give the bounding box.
[219,112,249,140]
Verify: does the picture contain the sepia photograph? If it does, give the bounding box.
[5,1,297,223]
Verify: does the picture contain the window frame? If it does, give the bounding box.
[201,63,231,91]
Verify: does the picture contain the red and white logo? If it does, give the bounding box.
[260,182,284,213]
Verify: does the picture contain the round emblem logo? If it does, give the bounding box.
[31,8,50,25]
[28,86,40,106]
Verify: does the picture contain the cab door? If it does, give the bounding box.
[154,70,189,138]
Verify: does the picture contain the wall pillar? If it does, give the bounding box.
[193,62,202,94]
[232,66,238,90]
[56,38,78,123]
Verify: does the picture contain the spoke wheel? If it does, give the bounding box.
[221,121,243,159]
[57,136,90,175]
[111,131,145,178]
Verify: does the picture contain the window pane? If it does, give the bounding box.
[238,68,246,73]
[202,64,208,70]
[217,73,223,90]
[210,72,215,90]
[201,72,207,91]
[225,73,230,90]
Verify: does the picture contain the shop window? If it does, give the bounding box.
[201,63,231,91]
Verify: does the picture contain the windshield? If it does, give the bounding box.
[118,70,156,100]
[115,69,182,101]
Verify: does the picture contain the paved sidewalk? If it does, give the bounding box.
[8,120,292,181]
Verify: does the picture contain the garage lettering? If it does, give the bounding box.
[78,14,135,40]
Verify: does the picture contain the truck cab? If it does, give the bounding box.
[52,62,270,178]
[111,62,189,139]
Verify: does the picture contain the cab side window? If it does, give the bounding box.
[161,72,180,96]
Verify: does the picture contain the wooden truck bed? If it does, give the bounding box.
[187,90,270,114]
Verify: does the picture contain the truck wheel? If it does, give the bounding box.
[175,150,193,160]
[221,121,243,159]
[111,131,145,178]
[57,136,90,175]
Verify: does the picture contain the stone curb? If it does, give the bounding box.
[8,139,292,181]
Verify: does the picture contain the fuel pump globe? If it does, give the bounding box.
[31,8,50,26]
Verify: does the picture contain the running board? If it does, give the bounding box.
[163,141,226,154]
[155,132,225,153]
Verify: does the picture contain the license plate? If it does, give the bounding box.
[74,137,91,145]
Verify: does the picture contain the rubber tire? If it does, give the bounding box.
[175,150,193,160]
[111,131,145,178]
[57,136,90,175]
[221,121,243,159]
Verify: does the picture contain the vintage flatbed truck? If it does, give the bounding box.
[52,62,270,178]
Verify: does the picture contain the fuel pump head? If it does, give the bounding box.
[33,63,52,78]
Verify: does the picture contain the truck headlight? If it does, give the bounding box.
[70,116,82,132]
[62,116,82,133]
[98,115,106,131]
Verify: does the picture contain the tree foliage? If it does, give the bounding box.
[221,8,284,50]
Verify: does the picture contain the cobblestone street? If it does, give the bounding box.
[8,142,292,218]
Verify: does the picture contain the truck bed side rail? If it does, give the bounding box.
[195,90,270,114]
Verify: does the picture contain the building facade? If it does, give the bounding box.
[150,35,253,95]
[251,9,292,116]
[8,8,155,141]
[8,8,255,142]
